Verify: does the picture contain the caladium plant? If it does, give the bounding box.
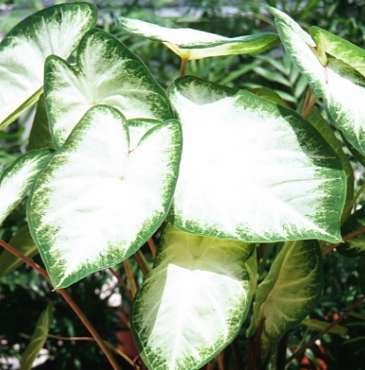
[0,3,364,370]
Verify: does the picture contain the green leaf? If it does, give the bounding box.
[250,87,290,108]
[245,248,258,295]
[28,106,182,288]
[340,207,365,255]
[0,2,96,129]
[270,7,365,156]
[310,26,365,78]
[28,96,54,150]
[119,17,278,60]
[249,241,322,358]
[169,76,346,243]
[44,29,173,147]
[132,224,253,370]
[0,150,50,226]
[302,318,348,336]
[0,225,37,278]
[20,304,53,370]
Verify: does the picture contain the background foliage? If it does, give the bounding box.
[1,1,365,369]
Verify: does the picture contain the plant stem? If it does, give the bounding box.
[46,334,135,367]
[216,352,224,370]
[0,240,121,370]
[135,251,150,275]
[342,182,365,219]
[301,88,316,120]
[286,295,365,365]
[179,58,188,77]
[123,259,138,298]
[343,225,365,241]
[247,319,264,370]
[323,224,365,255]
[147,238,157,257]
[58,289,121,370]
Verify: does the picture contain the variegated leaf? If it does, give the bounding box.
[0,2,96,129]
[169,76,346,243]
[132,224,253,370]
[126,118,162,150]
[119,17,278,60]
[44,29,173,147]
[249,241,322,359]
[310,26,365,78]
[28,106,181,288]
[307,108,354,219]
[0,150,50,226]
[271,7,365,155]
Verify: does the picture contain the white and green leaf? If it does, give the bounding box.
[169,76,346,243]
[44,29,173,147]
[307,108,354,219]
[0,2,96,129]
[20,304,53,370]
[126,118,163,150]
[270,7,365,156]
[28,106,181,288]
[132,224,253,370]
[310,26,365,78]
[249,241,322,358]
[119,17,278,60]
[0,150,50,226]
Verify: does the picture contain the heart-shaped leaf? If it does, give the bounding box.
[169,76,346,243]
[248,241,322,359]
[119,17,278,60]
[0,2,96,129]
[0,150,50,226]
[270,7,365,156]
[44,29,173,147]
[28,106,181,288]
[132,224,253,370]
